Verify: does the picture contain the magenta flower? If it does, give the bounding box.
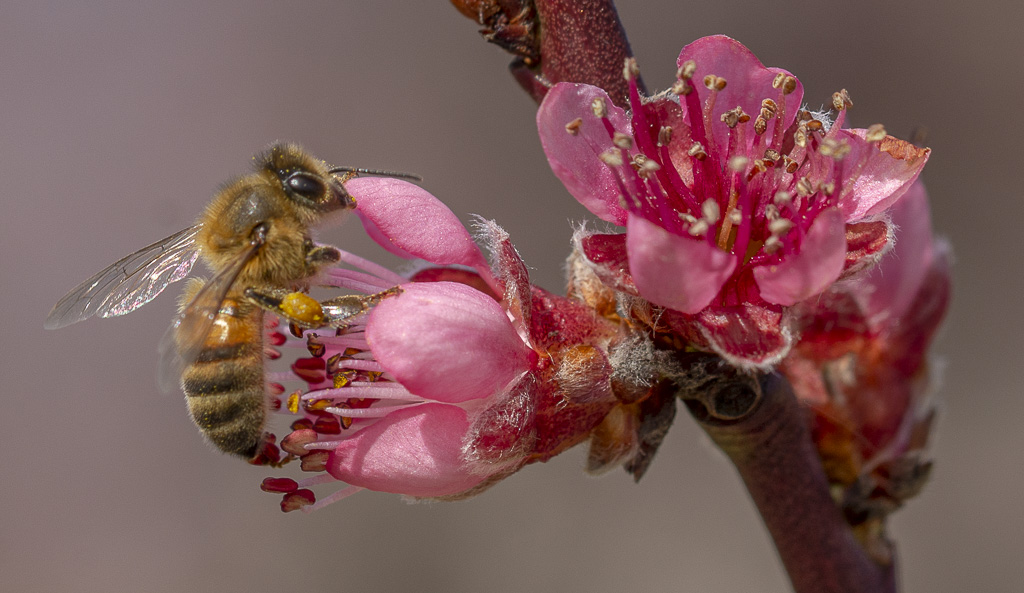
[537,35,930,368]
[262,178,623,511]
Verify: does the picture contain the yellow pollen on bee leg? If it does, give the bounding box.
[281,293,324,325]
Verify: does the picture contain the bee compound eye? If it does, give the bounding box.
[285,172,326,200]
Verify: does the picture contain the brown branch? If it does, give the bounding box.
[450,0,643,106]
[679,367,897,593]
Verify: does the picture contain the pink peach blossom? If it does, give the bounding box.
[538,35,930,368]
[262,178,623,510]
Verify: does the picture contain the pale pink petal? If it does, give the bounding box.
[856,182,935,325]
[327,404,485,498]
[754,207,847,306]
[625,213,736,314]
[366,282,532,403]
[678,35,804,156]
[537,83,632,225]
[348,177,491,274]
[835,130,930,220]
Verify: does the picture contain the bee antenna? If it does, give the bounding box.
[327,166,422,183]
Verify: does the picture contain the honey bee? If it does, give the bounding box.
[45,143,412,461]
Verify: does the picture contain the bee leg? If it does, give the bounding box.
[243,287,327,331]
[320,287,403,329]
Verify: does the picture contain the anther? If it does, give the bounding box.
[678,212,698,224]
[565,118,583,135]
[772,73,797,94]
[637,159,661,178]
[721,106,750,129]
[300,451,329,472]
[773,190,793,205]
[747,159,767,181]
[832,89,854,111]
[763,148,781,165]
[819,138,851,159]
[677,60,696,80]
[764,235,782,253]
[613,132,633,150]
[728,208,743,225]
[591,97,607,118]
[764,204,780,220]
[261,477,299,493]
[281,489,316,512]
[822,181,836,196]
[769,218,794,235]
[701,199,720,223]
[599,149,624,166]
[703,74,727,91]
[671,80,692,95]
[688,219,710,236]
[794,126,808,148]
[658,126,673,146]
[281,428,318,456]
[306,334,325,358]
[795,177,814,196]
[782,156,800,174]
[865,123,887,143]
[728,155,749,172]
[805,120,824,132]
[688,142,707,161]
[622,57,640,81]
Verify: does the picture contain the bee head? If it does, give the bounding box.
[257,143,355,217]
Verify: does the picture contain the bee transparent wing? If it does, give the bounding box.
[155,240,261,394]
[45,225,202,329]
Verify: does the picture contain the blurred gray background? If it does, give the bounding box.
[2,1,1020,591]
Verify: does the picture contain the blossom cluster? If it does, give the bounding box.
[259,35,947,515]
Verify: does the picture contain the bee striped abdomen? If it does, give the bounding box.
[182,298,266,459]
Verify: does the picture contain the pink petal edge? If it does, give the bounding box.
[327,404,484,498]
[626,213,736,314]
[677,35,804,155]
[537,83,631,226]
